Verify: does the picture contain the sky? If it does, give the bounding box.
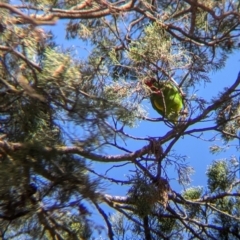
[44,19,240,237]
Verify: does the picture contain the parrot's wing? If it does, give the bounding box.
[150,95,165,116]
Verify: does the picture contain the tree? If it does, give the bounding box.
[0,0,240,239]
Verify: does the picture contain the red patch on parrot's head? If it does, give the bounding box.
[145,78,156,87]
[145,78,163,95]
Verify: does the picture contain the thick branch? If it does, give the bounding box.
[0,140,150,163]
[143,216,152,240]
[0,3,56,25]
[28,0,137,21]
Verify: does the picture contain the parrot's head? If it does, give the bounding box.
[145,78,156,88]
[145,78,162,93]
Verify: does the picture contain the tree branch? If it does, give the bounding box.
[0,3,57,25]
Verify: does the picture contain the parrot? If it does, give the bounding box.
[145,78,183,122]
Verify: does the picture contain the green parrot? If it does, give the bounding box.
[145,78,183,122]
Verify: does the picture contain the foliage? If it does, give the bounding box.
[207,160,236,192]
[0,0,240,239]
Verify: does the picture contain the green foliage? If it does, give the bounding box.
[157,217,176,234]
[215,99,240,142]
[128,178,157,217]
[183,187,203,200]
[128,23,171,63]
[128,22,191,75]
[182,187,203,219]
[207,160,235,192]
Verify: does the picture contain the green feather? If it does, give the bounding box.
[149,81,183,122]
